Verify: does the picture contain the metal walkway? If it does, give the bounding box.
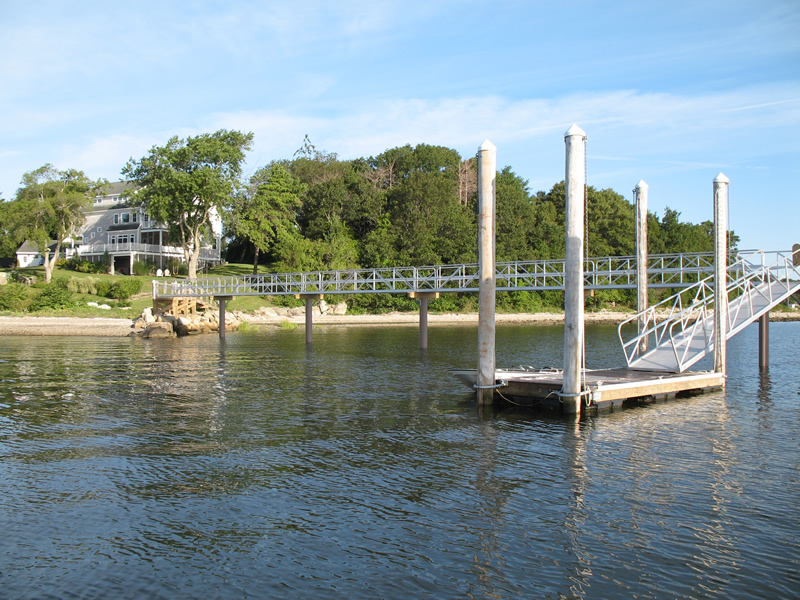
[153,251,720,299]
[619,250,800,372]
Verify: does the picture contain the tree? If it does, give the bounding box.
[10,164,106,282]
[123,129,253,278]
[230,164,306,274]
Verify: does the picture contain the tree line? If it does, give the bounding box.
[0,130,734,289]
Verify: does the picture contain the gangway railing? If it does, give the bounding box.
[618,250,800,372]
[152,251,721,299]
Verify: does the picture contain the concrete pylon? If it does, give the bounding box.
[562,124,587,415]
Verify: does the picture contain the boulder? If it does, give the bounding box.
[319,300,329,314]
[143,322,173,338]
[333,302,348,315]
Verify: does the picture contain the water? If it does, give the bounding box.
[1,322,798,599]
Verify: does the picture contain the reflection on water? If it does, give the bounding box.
[1,323,799,599]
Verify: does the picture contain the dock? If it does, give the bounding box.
[452,367,724,412]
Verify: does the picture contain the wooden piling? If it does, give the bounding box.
[562,125,587,415]
[759,313,769,370]
[476,140,497,406]
[713,173,729,376]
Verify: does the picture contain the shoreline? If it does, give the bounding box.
[0,309,797,336]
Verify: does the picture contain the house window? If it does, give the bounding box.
[110,236,116,244]
[132,213,138,223]
[114,214,119,224]
[121,213,130,224]
[97,226,102,233]
[91,232,95,239]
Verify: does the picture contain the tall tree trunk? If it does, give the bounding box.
[252,246,260,275]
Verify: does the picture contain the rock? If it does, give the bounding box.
[289,307,305,317]
[260,307,278,317]
[312,306,322,317]
[143,322,173,338]
[141,307,156,324]
[333,302,348,315]
[319,300,329,314]
[0,273,7,285]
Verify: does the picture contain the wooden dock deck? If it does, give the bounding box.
[452,367,725,412]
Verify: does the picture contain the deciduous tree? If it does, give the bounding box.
[10,164,106,282]
[123,129,253,278]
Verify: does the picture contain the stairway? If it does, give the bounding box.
[619,250,800,373]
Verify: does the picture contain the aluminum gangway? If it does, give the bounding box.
[619,250,800,373]
[153,251,719,299]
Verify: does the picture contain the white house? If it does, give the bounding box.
[17,182,223,274]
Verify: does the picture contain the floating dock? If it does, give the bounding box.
[451,367,725,412]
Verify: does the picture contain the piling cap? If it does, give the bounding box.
[565,124,586,138]
[713,172,730,184]
[478,139,496,152]
[635,179,648,190]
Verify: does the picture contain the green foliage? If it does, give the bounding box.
[9,164,107,283]
[30,283,75,311]
[66,276,98,294]
[346,294,417,314]
[123,129,253,278]
[0,283,31,311]
[109,278,143,300]
[278,319,297,330]
[95,280,113,298]
[63,258,108,274]
[132,260,153,276]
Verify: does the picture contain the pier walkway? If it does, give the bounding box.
[153,250,722,299]
[619,249,800,372]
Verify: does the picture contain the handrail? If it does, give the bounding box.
[152,250,727,299]
[619,249,800,371]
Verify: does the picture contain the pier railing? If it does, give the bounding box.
[619,250,800,372]
[152,251,722,299]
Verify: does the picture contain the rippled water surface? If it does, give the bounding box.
[1,322,798,599]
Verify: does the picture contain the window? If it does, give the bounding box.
[121,213,130,224]
[132,213,138,223]
[114,214,119,224]
[97,226,102,233]
[91,232,95,239]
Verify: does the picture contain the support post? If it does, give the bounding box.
[476,140,497,407]
[635,180,649,354]
[562,125,587,416]
[295,294,324,345]
[713,173,730,376]
[408,292,440,349]
[758,313,769,370]
[217,296,232,340]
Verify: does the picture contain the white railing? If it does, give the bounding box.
[152,251,723,299]
[76,242,221,261]
[619,250,800,372]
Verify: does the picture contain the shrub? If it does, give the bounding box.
[132,260,153,276]
[109,278,143,300]
[95,280,113,298]
[64,276,99,294]
[0,283,31,311]
[30,284,74,311]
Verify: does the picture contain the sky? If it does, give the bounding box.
[1,0,798,252]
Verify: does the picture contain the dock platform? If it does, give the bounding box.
[451,367,725,412]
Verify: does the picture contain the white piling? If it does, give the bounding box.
[635,180,649,353]
[562,125,587,415]
[476,140,497,407]
[713,173,729,376]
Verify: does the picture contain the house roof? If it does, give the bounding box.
[107,223,141,232]
[16,240,57,254]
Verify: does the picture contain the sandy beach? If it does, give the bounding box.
[0,309,796,336]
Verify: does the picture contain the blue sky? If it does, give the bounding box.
[2,0,798,252]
